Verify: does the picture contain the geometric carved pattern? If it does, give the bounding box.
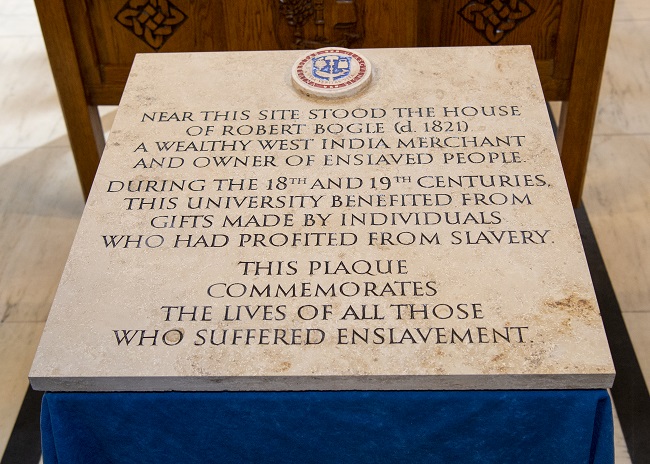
[459,0,535,44]
[115,0,187,51]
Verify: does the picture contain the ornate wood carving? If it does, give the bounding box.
[277,0,364,49]
[115,0,187,51]
[458,0,535,44]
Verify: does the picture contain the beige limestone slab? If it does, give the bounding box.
[0,37,68,149]
[0,322,44,451]
[0,146,84,322]
[0,14,41,37]
[594,20,650,135]
[622,312,650,389]
[613,0,650,21]
[583,134,650,315]
[0,0,37,16]
[30,46,614,391]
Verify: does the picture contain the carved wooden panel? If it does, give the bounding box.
[417,0,565,62]
[458,0,536,44]
[273,0,365,49]
[66,0,574,104]
[114,0,188,51]
[35,0,615,203]
[417,0,575,100]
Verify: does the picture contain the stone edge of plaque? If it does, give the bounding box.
[29,373,615,392]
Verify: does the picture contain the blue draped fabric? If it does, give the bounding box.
[41,390,612,464]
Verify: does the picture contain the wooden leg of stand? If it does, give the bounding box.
[68,105,104,199]
[34,0,105,200]
[556,0,616,207]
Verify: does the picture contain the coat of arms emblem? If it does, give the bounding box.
[312,55,351,82]
[292,47,372,99]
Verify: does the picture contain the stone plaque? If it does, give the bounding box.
[30,46,614,391]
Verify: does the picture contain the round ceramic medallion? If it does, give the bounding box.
[292,47,372,99]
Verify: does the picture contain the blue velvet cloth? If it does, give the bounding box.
[41,390,612,464]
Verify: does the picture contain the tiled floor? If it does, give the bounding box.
[584,14,650,381]
[0,1,647,462]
